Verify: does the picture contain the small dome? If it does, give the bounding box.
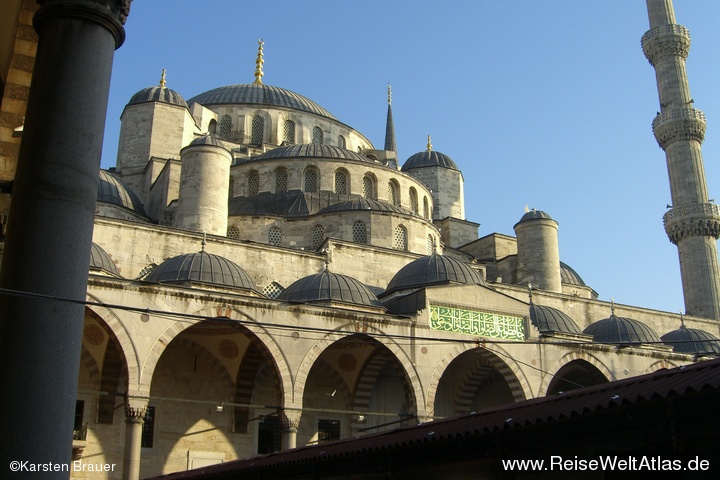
[128,85,188,108]
[529,304,582,335]
[661,325,720,355]
[254,144,371,163]
[97,170,147,217]
[560,262,586,286]
[187,84,336,120]
[146,251,257,291]
[385,254,485,294]
[518,209,553,222]
[89,243,119,276]
[583,315,661,345]
[402,150,458,171]
[279,270,382,308]
[318,197,415,216]
[187,135,226,148]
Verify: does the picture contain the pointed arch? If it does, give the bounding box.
[537,352,615,397]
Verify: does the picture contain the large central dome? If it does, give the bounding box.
[187,83,337,120]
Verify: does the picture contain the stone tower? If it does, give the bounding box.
[175,135,232,236]
[514,209,562,293]
[642,0,720,320]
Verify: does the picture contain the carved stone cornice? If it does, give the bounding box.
[124,395,149,420]
[663,203,720,244]
[642,24,691,66]
[652,107,706,150]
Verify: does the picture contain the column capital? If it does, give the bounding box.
[34,0,131,48]
[124,395,149,420]
[280,408,302,431]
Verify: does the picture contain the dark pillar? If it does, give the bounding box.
[0,0,128,476]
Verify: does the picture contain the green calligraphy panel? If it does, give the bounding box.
[429,305,525,341]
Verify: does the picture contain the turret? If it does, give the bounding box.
[174,135,232,235]
[514,209,562,293]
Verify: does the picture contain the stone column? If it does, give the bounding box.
[123,397,148,480]
[281,408,302,450]
[0,0,128,476]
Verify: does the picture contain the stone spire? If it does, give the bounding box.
[384,84,397,153]
[643,0,720,320]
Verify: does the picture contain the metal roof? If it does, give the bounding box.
[279,270,382,309]
[384,254,485,295]
[146,251,257,291]
[583,314,661,345]
[529,303,583,335]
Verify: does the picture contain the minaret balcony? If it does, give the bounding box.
[652,107,706,149]
[663,203,720,244]
[642,23,690,65]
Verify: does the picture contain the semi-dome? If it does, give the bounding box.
[402,149,458,172]
[661,325,720,355]
[254,144,371,163]
[560,261,586,286]
[97,170,147,217]
[385,254,485,294]
[128,85,188,109]
[89,243,119,276]
[529,304,582,335]
[186,134,228,149]
[187,84,337,120]
[318,197,415,216]
[583,314,661,345]
[279,269,382,308]
[146,251,257,291]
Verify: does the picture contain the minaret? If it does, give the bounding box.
[384,84,397,153]
[642,0,720,320]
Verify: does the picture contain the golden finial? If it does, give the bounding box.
[159,69,167,88]
[388,84,392,105]
[427,135,432,152]
[610,298,615,316]
[524,205,530,213]
[254,39,264,85]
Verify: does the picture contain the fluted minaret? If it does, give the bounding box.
[643,0,720,320]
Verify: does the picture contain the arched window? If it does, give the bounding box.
[334,170,348,195]
[312,225,324,249]
[269,226,283,246]
[283,120,296,144]
[337,135,346,149]
[263,282,285,299]
[352,221,367,244]
[393,225,408,251]
[275,168,288,193]
[208,119,217,136]
[228,176,235,198]
[423,196,430,219]
[304,167,319,193]
[251,115,264,144]
[312,126,324,144]
[409,188,418,214]
[426,234,436,255]
[388,181,399,206]
[362,175,375,200]
[227,225,241,240]
[247,170,260,196]
[219,114,233,140]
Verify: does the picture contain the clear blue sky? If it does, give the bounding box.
[101,1,720,316]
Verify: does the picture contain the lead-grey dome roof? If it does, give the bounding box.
[97,170,147,217]
[583,315,661,345]
[529,304,582,335]
[187,84,337,120]
[385,254,485,294]
[402,150,458,171]
[279,270,382,308]
[253,144,370,163]
[89,243,119,276]
[146,251,257,291]
[661,325,720,355]
[128,85,188,108]
[560,262,586,286]
[518,209,553,222]
[318,197,415,216]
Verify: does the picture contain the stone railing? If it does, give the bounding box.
[663,203,720,244]
[642,24,691,65]
[652,107,706,149]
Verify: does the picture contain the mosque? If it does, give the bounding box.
[1,1,719,479]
